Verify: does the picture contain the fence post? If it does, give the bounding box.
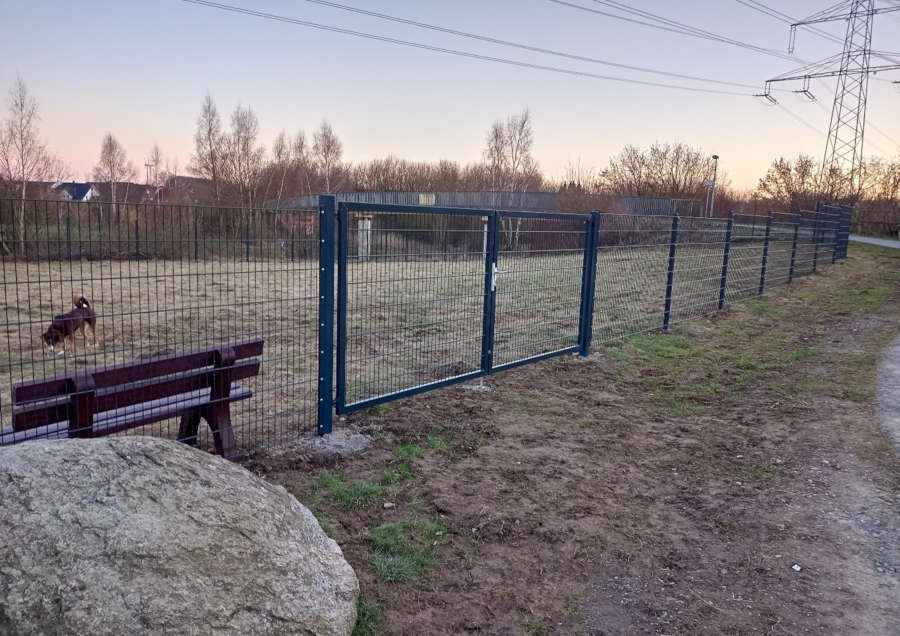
[831,208,840,264]
[480,211,499,373]
[290,226,295,261]
[718,212,733,310]
[758,213,773,296]
[788,220,799,283]
[317,195,336,435]
[663,215,679,332]
[335,203,348,412]
[66,213,72,263]
[194,218,199,261]
[578,211,600,356]
[134,219,140,259]
[245,227,251,263]
[812,202,822,273]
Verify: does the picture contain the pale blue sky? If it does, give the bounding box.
[1,0,898,189]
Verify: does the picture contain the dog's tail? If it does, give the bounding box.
[72,294,90,308]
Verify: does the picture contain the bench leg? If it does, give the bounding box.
[177,410,202,447]
[204,403,237,460]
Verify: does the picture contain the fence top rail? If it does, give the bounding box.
[340,201,491,217]
[340,201,585,220]
[0,198,310,216]
[496,210,589,221]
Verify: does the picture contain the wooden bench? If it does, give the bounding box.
[1,339,264,460]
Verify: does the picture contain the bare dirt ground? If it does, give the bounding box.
[249,243,900,635]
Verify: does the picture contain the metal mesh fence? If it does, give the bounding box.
[668,216,729,325]
[0,197,851,456]
[593,214,672,342]
[0,199,319,456]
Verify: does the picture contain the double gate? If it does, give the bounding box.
[330,199,591,415]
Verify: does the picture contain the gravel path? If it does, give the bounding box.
[877,334,900,458]
[850,235,900,250]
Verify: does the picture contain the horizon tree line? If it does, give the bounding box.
[0,76,897,240]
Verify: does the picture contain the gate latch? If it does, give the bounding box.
[491,262,499,292]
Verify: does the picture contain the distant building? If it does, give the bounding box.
[52,182,101,202]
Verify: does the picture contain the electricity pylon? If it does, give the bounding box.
[758,1,900,197]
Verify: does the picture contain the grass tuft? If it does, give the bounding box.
[426,431,450,452]
[351,598,384,636]
[394,443,423,459]
[368,519,446,583]
[317,470,383,509]
[381,462,415,486]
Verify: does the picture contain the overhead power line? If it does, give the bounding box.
[179,0,751,95]
[548,0,800,62]
[734,0,844,46]
[299,0,764,89]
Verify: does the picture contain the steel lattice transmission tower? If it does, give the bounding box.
[759,1,900,197]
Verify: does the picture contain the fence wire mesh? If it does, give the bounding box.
[593,214,673,342]
[0,199,319,456]
[492,213,586,368]
[0,197,851,456]
[337,205,486,410]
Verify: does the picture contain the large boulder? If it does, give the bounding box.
[0,437,358,635]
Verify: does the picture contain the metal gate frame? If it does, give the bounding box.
[488,209,596,373]
[331,200,596,417]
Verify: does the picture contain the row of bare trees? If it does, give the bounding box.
[188,92,344,210]
[1,75,897,237]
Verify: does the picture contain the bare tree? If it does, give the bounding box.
[755,155,820,212]
[225,104,265,210]
[148,144,163,186]
[92,133,135,204]
[292,131,312,195]
[600,142,714,202]
[313,121,343,192]
[483,121,506,201]
[269,131,292,209]
[190,92,226,205]
[483,109,539,246]
[0,76,64,253]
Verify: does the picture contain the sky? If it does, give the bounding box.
[1,0,898,190]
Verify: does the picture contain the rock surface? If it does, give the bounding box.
[0,437,358,635]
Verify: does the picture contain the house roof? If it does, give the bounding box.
[52,182,96,200]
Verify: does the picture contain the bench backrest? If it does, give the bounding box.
[12,338,264,434]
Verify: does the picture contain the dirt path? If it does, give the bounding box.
[249,244,900,635]
[877,335,900,458]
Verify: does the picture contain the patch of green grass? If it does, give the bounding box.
[381,462,415,486]
[426,431,450,452]
[579,420,591,429]
[351,598,384,636]
[834,283,892,313]
[394,443,423,459]
[367,519,446,583]
[317,470,383,509]
[786,347,810,362]
[628,333,696,363]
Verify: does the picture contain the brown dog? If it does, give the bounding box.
[42,295,98,355]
